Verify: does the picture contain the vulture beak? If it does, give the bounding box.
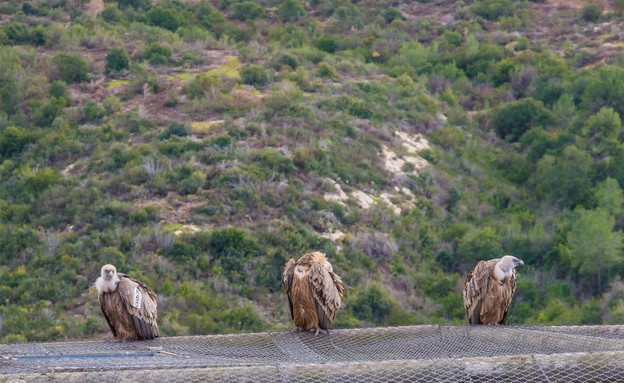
[515,258,524,267]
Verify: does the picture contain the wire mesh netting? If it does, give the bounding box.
[1,325,624,382]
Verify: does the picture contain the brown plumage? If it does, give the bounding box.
[95,264,159,340]
[463,255,524,325]
[282,251,344,335]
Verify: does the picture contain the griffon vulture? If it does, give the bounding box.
[282,251,344,335]
[95,264,160,340]
[463,255,524,325]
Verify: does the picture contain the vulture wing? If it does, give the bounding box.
[99,295,117,338]
[499,269,517,324]
[116,273,160,339]
[308,262,343,329]
[282,258,295,320]
[463,259,497,325]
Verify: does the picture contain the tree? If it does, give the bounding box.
[578,66,624,118]
[581,107,622,157]
[594,178,624,217]
[529,145,594,208]
[457,227,503,270]
[567,208,623,292]
[0,47,26,115]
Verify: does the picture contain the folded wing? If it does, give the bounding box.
[308,262,344,329]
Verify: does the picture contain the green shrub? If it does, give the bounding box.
[159,122,190,139]
[219,306,264,332]
[252,148,296,174]
[147,6,185,31]
[383,7,403,23]
[316,62,338,79]
[315,37,337,53]
[351,283,398,325]
[489,98,555,142]
[3,22,47,46]
[48,80,70,101]
[105,47,130,74]
[0,126,35,160]
[50,54,90,84]
[38,96,67,126]
[581,3,602,22]
[101,4,124,22]
[276,0,305,22]
[83,101,106,123]
[117,0,149,9]
[230,2,266,21]
[24,167,63,195]
[102,95,122,114]
[273,52,299,70]
[208,227,261,281]
[470,0,514,21]
[241,65,270,86]
[142,43,172,66]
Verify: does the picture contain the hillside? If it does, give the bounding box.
[0,0,624,342]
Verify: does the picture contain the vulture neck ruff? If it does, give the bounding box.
[95,273,120,294]
[494,258,514,283]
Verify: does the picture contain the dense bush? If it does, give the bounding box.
[581,3,602,22]
[489,98,555,142]
[49,54,90,84]
[241,65,270,86]
[470,0,514,21]
[3,22,46,45]
[230,2,266,21]
[276,0,305,22]
[147,6,185,31]
[105,47,130,74]
[143,43,172,65]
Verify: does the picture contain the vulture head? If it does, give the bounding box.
[494,255,523,282]
[96,264,120,294]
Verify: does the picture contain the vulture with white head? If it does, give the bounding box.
[282,251,344,335]
[463,255,524,325]
[95,264,159,340]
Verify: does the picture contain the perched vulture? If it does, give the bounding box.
[282,251,345,335]
[95,264,160,340]
[463,255,524,325]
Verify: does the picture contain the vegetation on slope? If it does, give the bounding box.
[0,0,623,342]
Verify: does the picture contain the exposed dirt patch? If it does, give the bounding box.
[84,0,105,18]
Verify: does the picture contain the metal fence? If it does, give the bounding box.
[1,325,624,382]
